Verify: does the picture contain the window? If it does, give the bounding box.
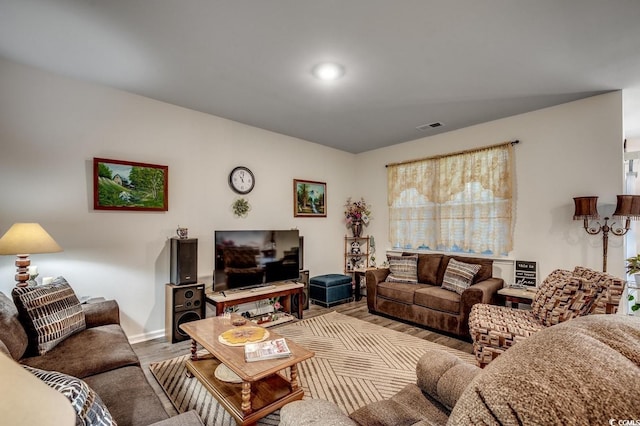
[387,143,514,255]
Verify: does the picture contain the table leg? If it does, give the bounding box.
[290,364,299,391]
[354,272,362,301]
[296,288,303,319]
[282,295,291,315]
[190,339,198,361]
[241,381,252,414]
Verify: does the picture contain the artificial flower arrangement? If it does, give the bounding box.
[344,197,372,226]
[253,297,283,324]
[269,297,282,319]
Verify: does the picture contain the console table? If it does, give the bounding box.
[206,281,304,319]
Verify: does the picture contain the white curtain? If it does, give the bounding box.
[387,143,514,255]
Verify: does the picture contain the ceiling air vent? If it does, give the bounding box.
[416,122,444,131]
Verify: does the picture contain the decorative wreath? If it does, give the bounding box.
[232,198,251,218]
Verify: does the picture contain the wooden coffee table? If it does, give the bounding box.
[179,315,314,425]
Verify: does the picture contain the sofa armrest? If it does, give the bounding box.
[82,300,120,328]
[365,268,390,311]
[150,411,204,426]
[464,277,504,306]
[415,349,480,411]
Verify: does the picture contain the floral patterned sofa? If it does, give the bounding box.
[469,266,625,367]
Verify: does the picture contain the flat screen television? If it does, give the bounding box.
[214,230,301,291]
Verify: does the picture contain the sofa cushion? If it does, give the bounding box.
[416,349,480,411]
[469,304,545,366]
[387,254,418,283]
[450,315,640,425]
[20,324,140,379]
[441,259,481,295]
[24,365,115,426]
[415,253,443,284]
[12,278,86,356]
[0,292,29,360]
[531,271,598,326]
[83,365,170,426]
[378,282,431,304]
[414,286,461,314]
[530,269,572,315]
[350,383,449,426]
[572,266,626,314]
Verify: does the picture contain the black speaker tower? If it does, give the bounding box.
[170,237,198,285]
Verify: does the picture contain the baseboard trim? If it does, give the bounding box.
[128,328,165,345]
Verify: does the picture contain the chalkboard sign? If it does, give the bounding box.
[514,260,537,287]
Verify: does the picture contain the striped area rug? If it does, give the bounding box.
[149,311,474,425]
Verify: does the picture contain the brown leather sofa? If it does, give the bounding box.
[365,253,504,337]
[0,292,202,426]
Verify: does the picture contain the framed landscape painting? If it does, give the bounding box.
[93,158,168,211]
[294,179,326,217]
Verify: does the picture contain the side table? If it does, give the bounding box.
[498,287,536,309]
[353,267,378,301]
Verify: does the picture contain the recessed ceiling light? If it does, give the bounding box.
[312,62,345,81]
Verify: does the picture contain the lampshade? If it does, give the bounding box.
[612,195,640,219]
[0,223,62,255]
[573,196,600,220]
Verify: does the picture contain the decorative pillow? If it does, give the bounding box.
[12,277,86,356]
[387,255,418,283]
[441,259,481,294]
[23,365,116,426]
[572,266,626,314]
[530,269,573,317]
[532,275,598,327]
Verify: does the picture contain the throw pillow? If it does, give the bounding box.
[532,274,598,327]
[441,259,481,294]
[387,255,419,283]
[12,277,86,356]
[530,269,573,317]
[23,365,116,426]
[572,266,626,314]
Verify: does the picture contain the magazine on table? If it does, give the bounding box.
[244,338,291,362]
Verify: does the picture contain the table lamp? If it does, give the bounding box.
[0,223,63,287]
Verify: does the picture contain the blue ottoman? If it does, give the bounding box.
[309,274,353,307]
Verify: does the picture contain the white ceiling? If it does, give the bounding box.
[2,0,640,153]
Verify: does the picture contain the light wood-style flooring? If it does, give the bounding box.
[132,299,473,416]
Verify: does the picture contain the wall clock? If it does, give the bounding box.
[228,166,255,194]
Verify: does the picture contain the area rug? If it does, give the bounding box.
[149,311,475,425]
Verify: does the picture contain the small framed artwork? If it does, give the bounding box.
[294,179,326,217]
[93,158,168,211]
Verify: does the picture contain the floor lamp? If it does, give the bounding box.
[573,195,640,272]
[0,223,63,287]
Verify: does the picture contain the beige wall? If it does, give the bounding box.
[358,92,625,282]
[0,58,626,341]
[0,59,357,341]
